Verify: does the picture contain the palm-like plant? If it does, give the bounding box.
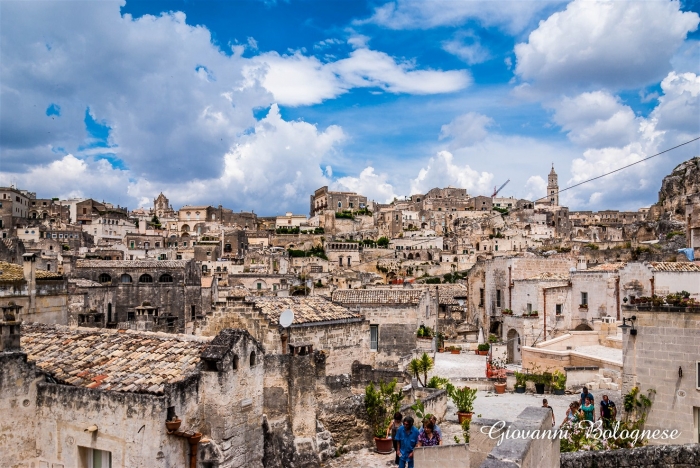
[409,352,434,386]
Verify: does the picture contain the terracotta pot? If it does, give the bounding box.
[478,350,488,356]
[494,383,506,394]
[165,419,182,432]
[374,437,394,454]
[189,432,203,444]
[457,412,473,424]
[438,348,445,353]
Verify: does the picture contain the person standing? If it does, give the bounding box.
[395,416,419,468]
[580,386,594,407]
[418,415,442,439]
[542,398,555,426]
[387,412,403,465]
[581,396,595,422]
[416,422,442,447]
[600,395,617,428]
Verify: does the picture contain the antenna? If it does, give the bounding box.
[279,309,294,328]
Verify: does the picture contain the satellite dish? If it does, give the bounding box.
[279,309,294,328]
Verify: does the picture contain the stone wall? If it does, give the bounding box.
[560,444,700,468]
[414,444,470,468]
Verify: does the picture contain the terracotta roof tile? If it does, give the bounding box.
[585,263,627,272]
[20,323,212,395]
[331,289,426,305]
[648,262,700,272]
[75,259,190,269]
[246,296,361,325]
[0,262,63,281]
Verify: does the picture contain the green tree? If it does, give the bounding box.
[377,236,390,248]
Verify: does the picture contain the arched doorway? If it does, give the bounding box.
[507,328,521,364]
[574,323,593,331]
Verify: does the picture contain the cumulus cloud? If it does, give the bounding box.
[333,167,398,203]
[442,31,490,65]
[515,0,699,90]
[245,47,471,106]
[410,151,493,195]
[550,91,639,148]
[360,0,563,34]
[524,175,547,201]
[439,112,494,149]
[651,72,700,137]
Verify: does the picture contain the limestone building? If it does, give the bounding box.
[309,186,368,217]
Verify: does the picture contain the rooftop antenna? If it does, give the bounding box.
[279,308,294,354]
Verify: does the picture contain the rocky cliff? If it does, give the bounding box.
[657,156,700,219]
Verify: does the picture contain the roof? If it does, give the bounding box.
[75,259,190,269]
[246,296,361,325]
[434,284,468,305]
[585,263,627,272]
[68,278,103,288]
[0,262,63,281]
[201,277,214,288]
[524,272,569,281]
[648,262,700,272]
[20,323,211,395]
[331,289,426,305]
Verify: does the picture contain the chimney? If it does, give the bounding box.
[0,303,22,352]
[22,253,37,315]
[577,256,587,271]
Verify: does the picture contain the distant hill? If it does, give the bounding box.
[657,157,700,219]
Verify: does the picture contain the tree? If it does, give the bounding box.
[408,352,434,387]
[377,236,390,248]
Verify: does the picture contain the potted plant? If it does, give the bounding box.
[490,357,507,394]
[529,366,547,394]
[579,304,588,309]
[514,371,527,393]
[364,379,404,454]
[502,308,513,316]
[449,386,477,423]
[477,343,490,356]
[451,345,461,355]
[551,370,566,395]
[437,332,445,352]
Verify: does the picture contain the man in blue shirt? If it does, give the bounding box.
[395,416,419,468]
[580,386,594,407]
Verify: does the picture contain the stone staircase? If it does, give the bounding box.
[584,368,621,392]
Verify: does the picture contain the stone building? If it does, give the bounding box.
[0,186,31,237]
[0,322,265,468]
[72,259,203,334]
[309,186,368,217]
[331,288,436,368]
[325,241,362,269]
[620,303,700,444]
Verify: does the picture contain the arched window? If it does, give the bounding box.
[159,273,173,283]
[98,273,111,283]
[139,274,153,283]
[250,351,256,366]
[120,274,132,283]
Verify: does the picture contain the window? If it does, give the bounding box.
[370,325,378,351]
[425,305,429,318]
[191,305,196,320]
[159,274,173,283]
[250,351,256,366]
[347,257,351,267]
[527,303,532,313]
[79,446,112,468]
[139,274,153,283]
[120,274,132,283]
[496,290,502,308]
[337,201,342,208]
[98,273,111,283]
[581,292,588,306]
[257,282,262,290]
[479,288,484,307]
[556,304,562,315]
[339,258,343,266]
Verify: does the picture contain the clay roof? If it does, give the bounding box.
[68,278,103,288]
[434,284,467,305]
[20,323,211,395]
[648,262,700,272]
[75,259,190,269]
[227,288,250,298]
[524,272,569,281]
[585,263,627,272]
[246,296,361,325]
[0,262,63,281]
[332,289,425,305]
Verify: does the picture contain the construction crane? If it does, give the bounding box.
[492,179,510,198]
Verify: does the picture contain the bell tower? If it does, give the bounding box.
[547,165,559,206]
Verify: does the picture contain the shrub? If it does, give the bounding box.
[364,379,404,438]
[477,343,490,352]
[514,371,527,388]
[449,386,477,414]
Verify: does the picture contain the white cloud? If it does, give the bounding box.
[550,91,639,148]
[410,151,493,195]
[439,112,494,149]
[333,167,397,203]
[442,31,489,65]
[524,175,547,201]
[360,0,564,34]
[651,72,700,137]
[515,0,699,90]
[245,46,471,106]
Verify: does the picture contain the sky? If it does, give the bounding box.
[1,0,699,215]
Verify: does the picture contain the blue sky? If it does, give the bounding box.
[1,0,699,214]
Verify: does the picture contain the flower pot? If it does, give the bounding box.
[457,412,473,424]
[535,383,545,394]
[165,419,182,432]
[189,432,202,444]
[515,386,526,394]
[438,348,445,353]
[478,351,488,356]
[494,383,506,394]
[552,389,565,395]
[451,350,460,354]
[374,437,394,454]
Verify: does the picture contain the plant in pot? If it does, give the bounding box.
[477,343,490,356]
[529,365,547,394]
[436,332,445,352]
[551,370,567,395]
[408,353,434,387]
[450,345,461,355]
[449,385,477,423]
[364,378,404,454]
[490,357,508,394]
[514,371,527,394]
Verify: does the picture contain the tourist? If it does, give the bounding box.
[561,402,577,427]
[580,386,594,407]
[416,422,441,447]
[395,416,419,468]
[542,398,555,426]
[386,412,403,465]
[418,415,442,438]
[600,394,617,428]
[581,396,595,422]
